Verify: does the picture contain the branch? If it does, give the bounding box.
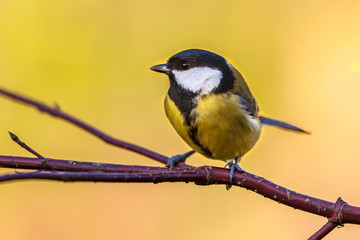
[1,86,359,239]
[1,155,360,227]
[0,87,173,166]
[0,169,205,183]
[309,221,337,240]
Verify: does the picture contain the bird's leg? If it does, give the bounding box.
[166,150,195,167]
[225,157,244,190]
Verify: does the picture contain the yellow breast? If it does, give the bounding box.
[164,93,261,161]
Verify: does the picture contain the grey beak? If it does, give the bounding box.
[150,64,170,74]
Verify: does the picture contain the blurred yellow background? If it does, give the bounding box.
[0,0,360,239]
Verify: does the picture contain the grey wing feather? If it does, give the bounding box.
[259,116,310,134]
[229,64,259,117]
[238,97,258,117]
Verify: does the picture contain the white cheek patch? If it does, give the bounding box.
[172,67,222,94]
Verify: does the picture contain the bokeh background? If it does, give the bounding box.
[0,1,359,239]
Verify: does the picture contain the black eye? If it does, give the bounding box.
[180,62,190,70]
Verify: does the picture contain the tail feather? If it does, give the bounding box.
[259,116,310,134]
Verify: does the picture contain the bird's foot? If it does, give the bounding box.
[166,150,195,168]
[225,158,244,190]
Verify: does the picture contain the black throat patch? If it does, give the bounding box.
[167,75,197,126]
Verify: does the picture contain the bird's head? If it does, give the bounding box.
[150,49,235,94]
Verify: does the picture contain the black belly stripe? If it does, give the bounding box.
[188,123,213,158]
[167,79,213,157]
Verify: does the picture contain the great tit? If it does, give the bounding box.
[150,49,308,185]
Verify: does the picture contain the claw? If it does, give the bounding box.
[166,150,195,167]
[224,159,233,168]
[225,157,244,190]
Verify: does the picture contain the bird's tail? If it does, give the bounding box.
[259,116,310,134]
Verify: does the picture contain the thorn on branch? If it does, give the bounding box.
[53,102,61,111]
[8,131,44,159]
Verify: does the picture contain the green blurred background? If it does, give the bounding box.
[0,0,360,239]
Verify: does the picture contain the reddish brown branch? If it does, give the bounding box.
[0,155,192,173]
[1,155,360,228]
[309,221,338,240]
[1,86,359,239]
[0,169,205,183]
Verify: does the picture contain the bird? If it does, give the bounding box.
[150,49,308,187]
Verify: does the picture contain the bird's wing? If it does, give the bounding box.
[228,64,259,117]
[259,116,310,134]
[228,64,309,134]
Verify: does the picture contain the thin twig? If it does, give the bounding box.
[8,132,44,158]
[308,221,337,240]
